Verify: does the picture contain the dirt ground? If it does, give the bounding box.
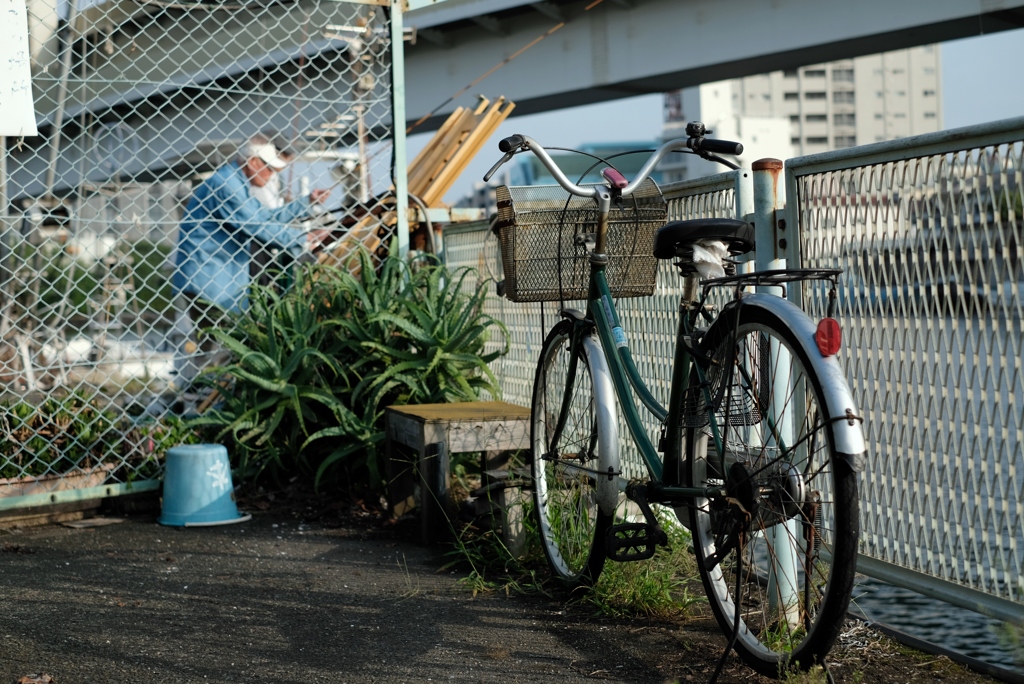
[0,491,1008,684]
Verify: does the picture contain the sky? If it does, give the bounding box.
[411,25,1024,205]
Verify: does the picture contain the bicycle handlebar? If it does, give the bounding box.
[688,137,744,156]
[492,130,743,199]
[512,135,601,198]
[498,134,526,153]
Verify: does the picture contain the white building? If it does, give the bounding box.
[661,45,943,181]
[661,85,795,182]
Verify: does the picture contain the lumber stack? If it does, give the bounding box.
[407,96,516,206]
[320,96,515,270]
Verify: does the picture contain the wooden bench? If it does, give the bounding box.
[384,401,530,545]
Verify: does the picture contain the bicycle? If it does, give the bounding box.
[483,123,866,678]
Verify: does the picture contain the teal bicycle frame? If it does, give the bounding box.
[504,131,864,507]
[542,195,735,506]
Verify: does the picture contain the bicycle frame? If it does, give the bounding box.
[519,131,866,499]
[548,241,730,506]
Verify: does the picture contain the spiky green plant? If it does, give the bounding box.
[0,392,194,482]
[190,252,508,493]
[0,392,119,479]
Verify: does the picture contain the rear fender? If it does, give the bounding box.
[714,294,866,470]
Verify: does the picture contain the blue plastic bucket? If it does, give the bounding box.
[159,444,251,527]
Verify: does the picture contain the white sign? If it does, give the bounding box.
[1,0,39,137]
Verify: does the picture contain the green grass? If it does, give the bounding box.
[997,622,1024,666]
[443,489,552,597]
[581,506,704,618]
[445,497,705,620]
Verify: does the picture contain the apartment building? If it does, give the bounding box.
[661,45,943,181]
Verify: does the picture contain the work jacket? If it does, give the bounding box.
[172,161,311,312]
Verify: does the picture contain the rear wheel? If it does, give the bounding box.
[531,320,611,591]
[685,304,859,677]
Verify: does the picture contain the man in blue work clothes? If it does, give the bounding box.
[171,136,329,377]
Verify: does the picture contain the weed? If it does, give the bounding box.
[582,506,704,618]
[997,622,1024,666]
[446,494,706,621]
[396,553,420,599]
[779,664,829,683]
[443,498,551,598]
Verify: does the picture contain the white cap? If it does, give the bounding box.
[244,141,288,171]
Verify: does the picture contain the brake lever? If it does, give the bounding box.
[483,150,516,182]
[696,150,740,170]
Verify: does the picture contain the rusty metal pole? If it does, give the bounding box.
[752,157,801,630]
[752,158,786,274]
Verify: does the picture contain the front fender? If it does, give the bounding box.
[581,333,622,513]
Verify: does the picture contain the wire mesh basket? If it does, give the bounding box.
[494,179,667,302]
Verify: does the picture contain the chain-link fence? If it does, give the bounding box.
[1,0,397,509]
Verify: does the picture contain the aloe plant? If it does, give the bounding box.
[191,252,508,493]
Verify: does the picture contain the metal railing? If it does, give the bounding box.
[1,0,399,511]
[446,120,1024,625]
[784,117,1024,625]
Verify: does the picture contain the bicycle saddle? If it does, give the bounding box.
[653,219,755,259]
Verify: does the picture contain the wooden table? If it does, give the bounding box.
[384,401,531,545]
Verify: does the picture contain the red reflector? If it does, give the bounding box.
[816,318,842,356]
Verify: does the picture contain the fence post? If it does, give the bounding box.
[752,159,786,273]
[734,167,754,223]
[751,158,802,629]
[390,0,410,258]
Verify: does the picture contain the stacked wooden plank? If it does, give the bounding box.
[407,96,516,206]
[320,96,515,270]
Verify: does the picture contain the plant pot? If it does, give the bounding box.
[0,463,116,499]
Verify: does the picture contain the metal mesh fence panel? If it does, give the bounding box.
[792,135,1024,606]
[1,0,396,507]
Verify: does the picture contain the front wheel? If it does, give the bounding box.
[531,320,611,591]
[685,303,860,677]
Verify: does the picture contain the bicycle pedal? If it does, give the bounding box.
[606,523,662,562]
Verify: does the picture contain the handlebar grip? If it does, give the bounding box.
[498,134,527,153]
[694,138,743,155]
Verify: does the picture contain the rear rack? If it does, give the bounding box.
[701,268,842,296]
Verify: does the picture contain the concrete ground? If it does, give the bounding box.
[0,503,1004,684]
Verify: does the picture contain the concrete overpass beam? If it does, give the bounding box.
[403,0,1024,130]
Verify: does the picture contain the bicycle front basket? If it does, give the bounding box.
[494,178,667,302]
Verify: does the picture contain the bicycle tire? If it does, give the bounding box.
[531,320,611,591]
[684,302,859,677]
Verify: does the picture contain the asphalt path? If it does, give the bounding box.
[0,506,1006,684]
[0,511,699,684]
